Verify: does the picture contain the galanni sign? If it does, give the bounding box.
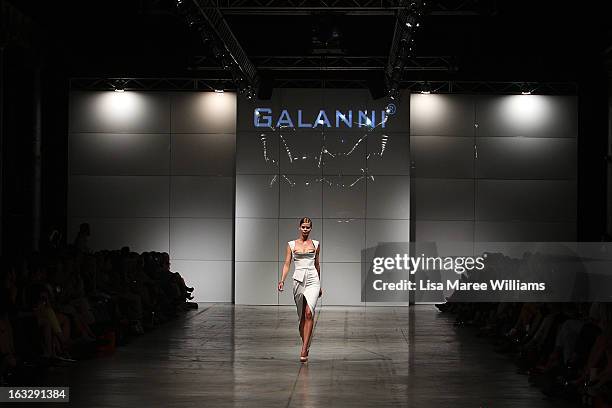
[253,106,395,129]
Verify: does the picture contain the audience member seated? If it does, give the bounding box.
[0,224,197,386]
[436,250,612,407]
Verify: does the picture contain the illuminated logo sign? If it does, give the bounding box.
[254,106,395,129]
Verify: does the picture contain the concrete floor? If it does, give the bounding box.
[53,304,571,407]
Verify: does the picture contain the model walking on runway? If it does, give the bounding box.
[278,217,322,362]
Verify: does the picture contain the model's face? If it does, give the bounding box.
[300,222,312,236]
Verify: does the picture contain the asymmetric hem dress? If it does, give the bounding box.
[289,239,320,322]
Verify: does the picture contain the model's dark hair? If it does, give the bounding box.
[299,217,312,226]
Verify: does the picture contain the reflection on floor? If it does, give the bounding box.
[55,305,570,407]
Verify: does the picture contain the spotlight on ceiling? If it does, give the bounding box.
[520,83,533,95]
[112,79,126,92]
[420,82,431,94]
[214,89,224,93]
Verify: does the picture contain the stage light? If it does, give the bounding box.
[420,82,431,94]
[520,83,533,95]
[214,89,224,93]
[112,79,127,92]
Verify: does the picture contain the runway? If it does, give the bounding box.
[57,304,570,407]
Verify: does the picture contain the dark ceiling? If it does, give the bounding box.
[5,0,612,83]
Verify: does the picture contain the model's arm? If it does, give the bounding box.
[315,244,322,297]
[278,244,292,291]
[314,244,321,278]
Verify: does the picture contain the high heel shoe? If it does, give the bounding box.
[300,349,309,362]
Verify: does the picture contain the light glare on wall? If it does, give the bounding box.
[98,91,146,125]
[499,95,552,132]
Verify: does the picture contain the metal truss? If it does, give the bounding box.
[212,0,485,15]
[69,77,236,92]
[190,55,453,71]
[70,78,577,95]
[386,0,425,98]
[402,81,578,95]
[178,0,260,96]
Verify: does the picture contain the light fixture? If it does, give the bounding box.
[520,83,533,95]
[420,82,431,94]
[112,79,127,92]
[214,89,224,93]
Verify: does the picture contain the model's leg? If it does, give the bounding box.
[299,300,305,342]
[301,303,314,356]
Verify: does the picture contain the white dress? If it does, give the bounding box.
[289,240,321,321]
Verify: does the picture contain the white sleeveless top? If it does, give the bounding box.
[289,239,319,283]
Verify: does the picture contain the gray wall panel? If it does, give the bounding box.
[475,95,578,138]
[410,136,474,178]
[170,218,233,260]
[70,91,170,134]
[414,178,474,220]
[321,262,364,305]
[476,137,576,179]
[322,176,366,219]
[69,176,169,218]
[69,217,170,253]
[235,175,279,218]
[171,133,235,176]
[322,219,365,263]
[235,262,278,304]
[366,176,410,219]
[236,132,279,175]
[69,133,170,175]
[278,131,323,175]
[170,176,233,218]
[171,260,232,302]
[476,180,576,221]
[235,218,279,262]
[171,92,237,134]
[322,133,367,175]
[410,94,475,136]
[475,221,577,242]
[280,177,323,219]
[415,220,475,242]
[364,219,410,263]
[367,133,410,175]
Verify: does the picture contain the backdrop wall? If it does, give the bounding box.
[411,93,578,252]
[68,89,577,305]
[68,91,236,302]
[235,89,411,305]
